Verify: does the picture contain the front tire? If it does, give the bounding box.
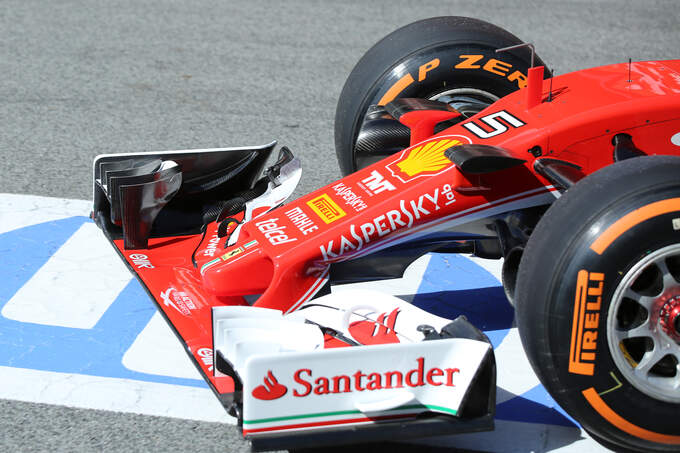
[334,16,548,174]
[516,156,680,452]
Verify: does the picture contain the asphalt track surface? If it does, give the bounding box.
[1,0,679,452]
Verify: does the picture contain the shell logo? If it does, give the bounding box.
[386,135,471,183]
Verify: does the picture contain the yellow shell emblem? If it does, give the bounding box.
[395,139,462,177]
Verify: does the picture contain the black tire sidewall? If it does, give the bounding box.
[516,157,680,451]
[334,16,546,175]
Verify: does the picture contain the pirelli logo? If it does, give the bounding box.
[307,193,346,224]
[569,270,604,376]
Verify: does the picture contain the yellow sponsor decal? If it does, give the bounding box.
[307,194,346,224]
[386,136,469,183]
[200,246,245,274]
[569,270,605,376]
[222,247,244,260]
[396,139,459,177]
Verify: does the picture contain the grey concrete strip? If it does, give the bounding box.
[0,399,258,453]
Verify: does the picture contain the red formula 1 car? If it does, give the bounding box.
[92,17,680,453]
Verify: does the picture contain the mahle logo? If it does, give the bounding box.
[306,193,346,224]
[387,136,470,183]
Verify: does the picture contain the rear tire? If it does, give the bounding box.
[334,16,548,174]
[516,156,680,452]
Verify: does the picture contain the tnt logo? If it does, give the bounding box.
[360,170,396,195]
[252,371,288,400]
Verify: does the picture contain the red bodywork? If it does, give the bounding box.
[114,60,680,396]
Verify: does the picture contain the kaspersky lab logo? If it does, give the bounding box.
[386,136,470,183]
[252,371,288,400]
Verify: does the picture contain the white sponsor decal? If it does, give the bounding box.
[255,217,297,245]
[360,170,396,195]
[284,207,319,236]
[320,188,441,261]
[331,182,368,212]
[203,234,220,257]
[442,183,456,206]
[672,132,680,146]
[160,287,197,316]
[197,347,214,372]
[129,253,154,269]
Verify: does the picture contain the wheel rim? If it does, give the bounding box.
[607,244,680,403]
[353,88,498,171]
[429,88,499,118]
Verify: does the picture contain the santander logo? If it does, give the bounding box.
[251,371,288,400]
[251,357,460,401]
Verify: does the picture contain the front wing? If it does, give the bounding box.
[91,144,498,450]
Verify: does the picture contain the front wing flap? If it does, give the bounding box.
[213,291,496,450]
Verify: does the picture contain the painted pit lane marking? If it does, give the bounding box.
[0,194,220,422]
[2,222,131,329]
[0,194,605,451]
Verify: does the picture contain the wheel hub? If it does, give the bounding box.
[659,295,680,342]
[608,244,680,403]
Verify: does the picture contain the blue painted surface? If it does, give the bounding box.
[0,217,205,388]
[496,384,577,427]
[414,253,576,427]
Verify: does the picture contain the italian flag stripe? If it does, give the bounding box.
[243,403,457,425]
[244,412,415,435]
